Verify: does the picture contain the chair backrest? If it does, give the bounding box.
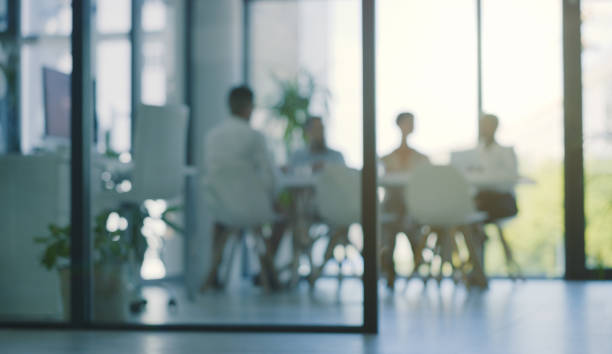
[405,164,475,227]
[202,167,276,228]
[132,104,189,200]
[315,164,361,226]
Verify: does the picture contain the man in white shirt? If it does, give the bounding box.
[458,113,522,278]
[202,85,283,290]
[467,113,519,221]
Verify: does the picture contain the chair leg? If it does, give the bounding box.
[495,223,523,279]
[201,226,233,292]
[254,228,280,293]
[407,229,429,279]
[309,228,344,288]
[461,225,488,289]
[288,220,310,289]
[221,235,242,288]
[381,224,398,289]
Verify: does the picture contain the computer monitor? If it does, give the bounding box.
[43,67,71,140]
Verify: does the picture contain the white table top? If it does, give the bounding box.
[279,172,535,189]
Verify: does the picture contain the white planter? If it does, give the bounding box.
[59,264,129,322]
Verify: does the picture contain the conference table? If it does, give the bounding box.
[277,170,534,287]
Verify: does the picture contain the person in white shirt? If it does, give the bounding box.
[202,85,284,290]
[468,113,519,222]
[454,113,522,278]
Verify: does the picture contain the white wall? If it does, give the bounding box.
[186,0,244,295]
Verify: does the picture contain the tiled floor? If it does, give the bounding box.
[1,280,611,354]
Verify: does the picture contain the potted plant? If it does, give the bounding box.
[270,70,330,154]
[35,210,135,321]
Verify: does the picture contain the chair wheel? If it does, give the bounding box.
[129,299,147,313]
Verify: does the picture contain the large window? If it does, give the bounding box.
[94,0,132,154]
[20,0,72,153]
[376,0,478,280]
[481,0,564,276]
[582,0,612,271]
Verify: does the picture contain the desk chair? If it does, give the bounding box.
[97,104,191,311]
[308,164,362,288]
[487,218,523,279]
[200,168,280,293]
[404,164,488,288]
[451,150,522,279]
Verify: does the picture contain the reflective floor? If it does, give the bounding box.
[2,280,611,354]
[133,278,364,325]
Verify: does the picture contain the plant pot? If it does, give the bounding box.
[58,264,129,322]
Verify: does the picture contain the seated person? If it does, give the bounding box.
[380,112,429,288]
[453,113,521,277]
[202,85,284,290]
[286,116,347,285]
[465,113,519,222]
[286,116,345,219]
[289,116,345,173]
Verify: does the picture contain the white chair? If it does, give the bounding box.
[97,104,190,310]
[451,150,522,279]
[128,104,190,201]
[308,164,362,287]
[404,164,488,287]
[200,166,279,292]
[96,104,191,209]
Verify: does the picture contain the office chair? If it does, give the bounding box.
[404,164,488,288]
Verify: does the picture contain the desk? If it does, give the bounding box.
[280,172,535,190]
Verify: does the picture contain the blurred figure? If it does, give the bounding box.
[289,116,345,172]
[286,117,346,286]
[380,112,429,289]
[202,85,284,290]
[471,113,519,222]
[459,113,521,278]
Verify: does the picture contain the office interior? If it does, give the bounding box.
[0,0,611,351]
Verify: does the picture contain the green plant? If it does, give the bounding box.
[270,71,329,152]
[35,210,131,271]
[34,224,71,271]
[34,204,185,272]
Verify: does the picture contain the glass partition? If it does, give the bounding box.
[376,0,479,289]
[86,0,365,327]
[0,0,72,322]
[582,0,612,272]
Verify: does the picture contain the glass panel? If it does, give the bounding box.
[141,39,167,105]
[20,40,72,153]
[142,0,167,32]
[582,0,612,271]
[0,0,8,32]
[244,0,363,325]
[482,0,564,276]
[376,0,478,289]
[0,17,71,322]
[96,39,131,154]
[96,0,131,34]
[91,0,363,328]
[21,0,72,36]
[89,0,185,324]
